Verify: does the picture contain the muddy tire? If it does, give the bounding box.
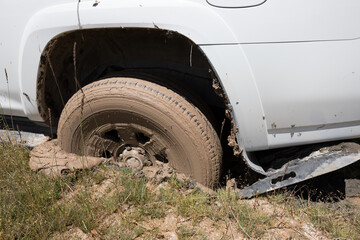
[58,77,222,187]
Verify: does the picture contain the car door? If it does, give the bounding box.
[207,0,360,148]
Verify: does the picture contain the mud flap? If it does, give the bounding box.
[238,142,360,198]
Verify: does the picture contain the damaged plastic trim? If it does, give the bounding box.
[239,142,360,198]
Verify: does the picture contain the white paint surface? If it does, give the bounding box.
[0,0,359,151]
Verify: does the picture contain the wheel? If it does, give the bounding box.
[58,77,222,187]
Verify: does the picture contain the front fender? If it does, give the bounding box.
[79,0,238,45]
[201,44,268,152]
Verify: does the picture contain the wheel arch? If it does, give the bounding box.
[20,0,240,122]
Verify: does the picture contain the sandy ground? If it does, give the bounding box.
[28,139,359,240]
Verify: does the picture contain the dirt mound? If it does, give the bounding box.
[29,139,358,239]
[29,139,214,194]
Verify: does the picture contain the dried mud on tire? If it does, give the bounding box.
[57,77,222,187]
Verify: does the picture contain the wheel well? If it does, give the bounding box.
[37,28,227,132]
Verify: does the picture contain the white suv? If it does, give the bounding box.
[1,0,359,196]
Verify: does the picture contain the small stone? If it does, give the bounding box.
[226,178,237,190]
[345,179,360,197]
[132,170,145,178]
[187,180,196,189]
[164,232,178,240]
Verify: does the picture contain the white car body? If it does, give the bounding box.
[0,0,359,157]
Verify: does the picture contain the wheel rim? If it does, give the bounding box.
[72,110,186,171]
[87,123,168,162]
